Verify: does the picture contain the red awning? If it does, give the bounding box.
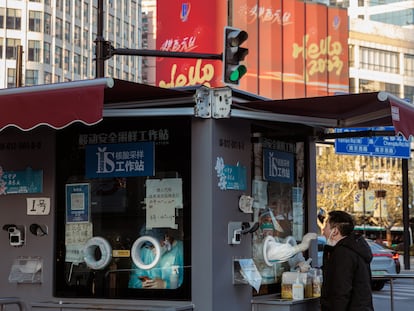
[2,78,414,139]
[237,92,414,139]
[0,78,112,131]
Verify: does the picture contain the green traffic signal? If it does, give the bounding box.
[229,65,247,82]
[223,26,248,85]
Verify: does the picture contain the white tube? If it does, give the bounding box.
[131,235,162,270]
[83,236,112,270]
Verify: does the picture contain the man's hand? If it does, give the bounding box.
[142,278,166,289]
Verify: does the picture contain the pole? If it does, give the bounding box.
[112,48,222,60]
[15,45,23,87]
[402,159,410,270]
[95,0,105,78]
[362,165,366,236]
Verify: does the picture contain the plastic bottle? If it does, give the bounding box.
[292,272,304,300]
[312,268,322,298]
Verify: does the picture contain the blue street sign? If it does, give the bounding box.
[334,127,411,159]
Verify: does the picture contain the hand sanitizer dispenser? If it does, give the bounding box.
[292,272,304,300]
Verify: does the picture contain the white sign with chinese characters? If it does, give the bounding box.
[27,197,50,215]
[145,178,183,229]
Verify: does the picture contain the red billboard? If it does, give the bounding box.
[156,1,226,88]
[232,0,349,99]
[156,0,349,99]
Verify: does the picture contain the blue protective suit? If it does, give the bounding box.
[128,240,184,289]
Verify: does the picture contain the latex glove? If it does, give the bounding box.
[294,232,317,252]
[297,258,312,272]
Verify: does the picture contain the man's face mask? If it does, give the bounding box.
[326,227,338,246]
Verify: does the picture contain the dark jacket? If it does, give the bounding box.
[320,232,374,311]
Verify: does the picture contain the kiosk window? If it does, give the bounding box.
[54,117,191,300]
[251,134,307,291]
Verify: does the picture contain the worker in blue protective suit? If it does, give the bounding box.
[128,228,184,289]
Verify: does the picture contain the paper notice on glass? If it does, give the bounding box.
[145,178,183,229]
[238,258,262,293]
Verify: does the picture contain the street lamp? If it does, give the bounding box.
[358,165,370,236]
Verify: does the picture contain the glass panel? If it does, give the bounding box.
[55,117,191,300]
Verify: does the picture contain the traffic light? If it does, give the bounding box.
[223,26,248,85]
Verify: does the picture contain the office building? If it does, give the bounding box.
[0,0,142,88]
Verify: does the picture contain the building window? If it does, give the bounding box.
[0,37,3,59]
[116,18,121,37]
[65,0,71,16]
[83,29,89,50]
[75,0,82,19]
[56,0,63,12]
[29,11,42,32]
[0,7,5,28]
[123,22,129,42]
[74,26,81,47]
[25,70,39,86]
[6,8,21,30]
[65,21,71,43]
[55,46,62,68]
[360,47,399,74]
[64,49,70,71]
[6,38,21,59]
[44,42,51,64]
[44,71,52,84]
[7,68,16,88]
[83,2,89,23]
[385,82,400,97]
[74,53,80,74]
[28,40,41,62]
[82,56,88,77]
[404,54,414,77]
[44,13,51,35]
[54,74,61,83]
[124,0,129,17]
[404,85,414,103]
[56,18,63,40]
[108,15,114,35]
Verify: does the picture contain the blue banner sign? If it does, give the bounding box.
[1,167,43,194]
[334,127,410,159]
[263,149,294,183]
[85,142,155,178]
[222,164,247,190]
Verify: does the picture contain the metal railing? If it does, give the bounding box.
[372,273,414,311]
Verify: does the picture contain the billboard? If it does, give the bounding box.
[156,1,227,88]
[156,0,349,99]
[232,0,349,99]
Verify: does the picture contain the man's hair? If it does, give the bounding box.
[328,210,354,236]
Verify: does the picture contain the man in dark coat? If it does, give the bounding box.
[320,210,374,311]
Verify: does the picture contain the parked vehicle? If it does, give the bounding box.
[317,236,400,291]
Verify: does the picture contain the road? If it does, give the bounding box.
[373,276,414,311]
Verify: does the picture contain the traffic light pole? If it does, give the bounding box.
[95,0,105,78]
[95,1,246,82]
[112,48,222,60]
